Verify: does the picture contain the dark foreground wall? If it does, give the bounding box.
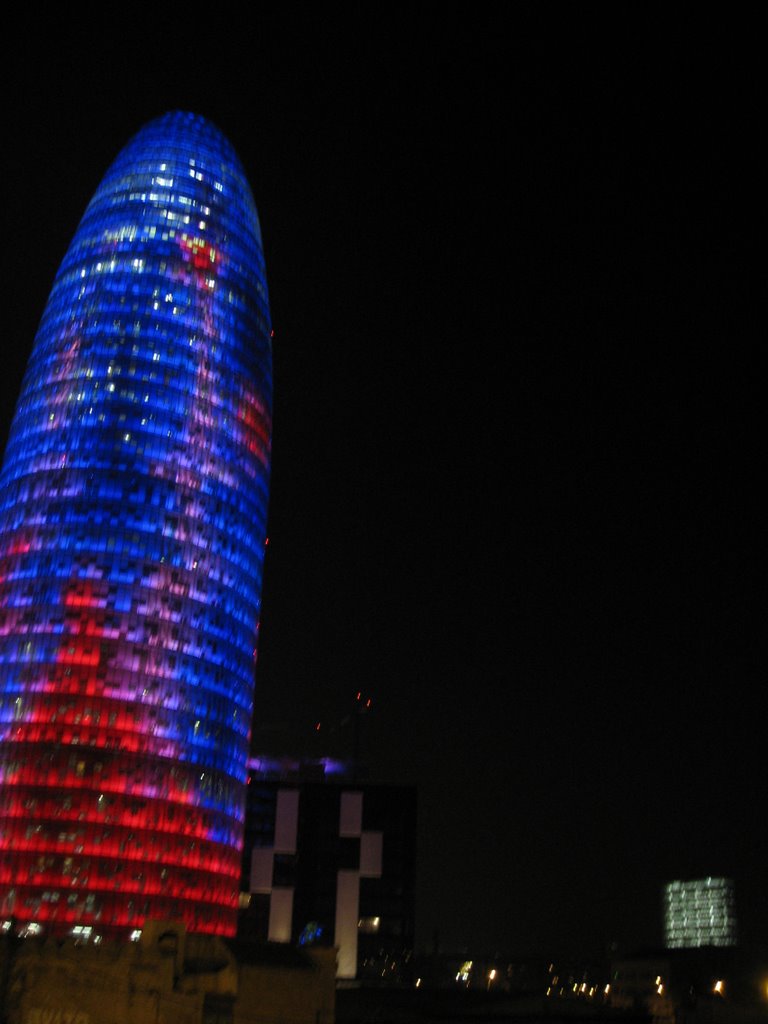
[1,920,335,1024]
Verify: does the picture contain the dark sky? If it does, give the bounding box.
[2,9,763,961]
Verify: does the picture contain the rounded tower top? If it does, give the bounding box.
[82,109,265,250]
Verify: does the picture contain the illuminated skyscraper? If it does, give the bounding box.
[0,112,272,938]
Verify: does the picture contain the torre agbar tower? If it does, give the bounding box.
[0,112,272,938]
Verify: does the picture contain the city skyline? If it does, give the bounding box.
[1,9,762,959]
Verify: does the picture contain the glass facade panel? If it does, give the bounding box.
[0,111,272,938]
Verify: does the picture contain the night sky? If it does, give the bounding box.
[2,9,763,961]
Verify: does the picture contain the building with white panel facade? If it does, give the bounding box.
[239,756,416,981]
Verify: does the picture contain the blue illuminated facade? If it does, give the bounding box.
[0,112,272,937]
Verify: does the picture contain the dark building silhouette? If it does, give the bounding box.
[239,756,416,981]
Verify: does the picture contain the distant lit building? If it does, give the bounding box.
[664,878,737,948]
[239,756,416,981]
